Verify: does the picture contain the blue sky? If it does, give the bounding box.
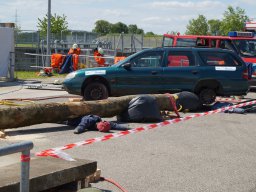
[0,0,255,34]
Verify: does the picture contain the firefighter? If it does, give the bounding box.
[93,47,106,67]
[68,43,81,55]
[65,43,81,71]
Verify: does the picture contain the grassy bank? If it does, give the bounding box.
[15,71,67,80]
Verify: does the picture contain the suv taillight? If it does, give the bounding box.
[243,69,251,80]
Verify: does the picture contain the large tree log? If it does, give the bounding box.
[0,94,175,129]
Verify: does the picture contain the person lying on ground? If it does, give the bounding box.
[66,114,128,134]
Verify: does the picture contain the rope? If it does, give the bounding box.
[0,99,35,106]
[3,95,81,101]
[165,93,180,118]
[0,95,82,106]
[100,177,128,192]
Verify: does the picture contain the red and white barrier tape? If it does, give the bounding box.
[215,97,247,103]
[20,154,30,162]
[36,100,256,161]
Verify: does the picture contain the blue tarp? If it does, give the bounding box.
[59,54,74,74]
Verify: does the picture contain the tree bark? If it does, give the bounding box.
[0,94,175,129]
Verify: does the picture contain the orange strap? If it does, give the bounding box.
[165,93,180,118]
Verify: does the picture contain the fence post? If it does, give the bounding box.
[20,148,31,192]
[121,32,124,53]
[0,141,33,192]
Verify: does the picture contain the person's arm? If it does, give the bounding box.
[109,122,128,130]
[68,48,74,54]
[76,48,81,55]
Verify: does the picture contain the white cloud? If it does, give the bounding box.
[142,15,192,23]
[102,9,129,18]
[151,1,224,9]
[140,14,198,34]
[238,0,256,5]
[142,16,162,22]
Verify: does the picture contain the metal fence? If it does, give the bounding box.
[15,30,99,70]
[97,33,163,53]
[15,31,163,71]
[15,30,99,47]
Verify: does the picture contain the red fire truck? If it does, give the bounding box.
[162,31,256,84]
[245,20,256,34]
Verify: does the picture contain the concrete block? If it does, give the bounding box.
[0,157,97,192]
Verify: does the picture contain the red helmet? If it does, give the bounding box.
[97,121,111,132]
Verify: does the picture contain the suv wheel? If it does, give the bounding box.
[83,82,108,100]
[199,88,216,105]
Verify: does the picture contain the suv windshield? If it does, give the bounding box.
[232,39,256,57]
[115,51,142,66]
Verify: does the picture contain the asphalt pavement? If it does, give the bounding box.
[1,78,256,192]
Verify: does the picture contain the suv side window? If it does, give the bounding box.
[176,38,196,47]
[130,51,163,68]
[199,51,241,66]
[167,51,195,67]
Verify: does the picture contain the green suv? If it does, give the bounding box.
[63,47,249,104]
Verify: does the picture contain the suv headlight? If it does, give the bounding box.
[65,71,77,80]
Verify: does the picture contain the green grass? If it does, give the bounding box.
[15,71,67,80]
[15,44,36,48]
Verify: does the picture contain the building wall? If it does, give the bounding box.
[0,27,14,78]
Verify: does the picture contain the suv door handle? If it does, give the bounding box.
[191,70,198,74]
[151,71,158,75]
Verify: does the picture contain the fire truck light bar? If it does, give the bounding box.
[228,31,254,37]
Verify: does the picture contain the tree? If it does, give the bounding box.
[37,13,68,37]
[208,19,222,35]
[92,20,112,35]
[111,22,128,33]
[128,24,144,34]
[128,24,138,34]
[92,20,144,35]
[136,28,144,34]
[186,14,209,35]
[145,31,155,36]
[220,6,249,35]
